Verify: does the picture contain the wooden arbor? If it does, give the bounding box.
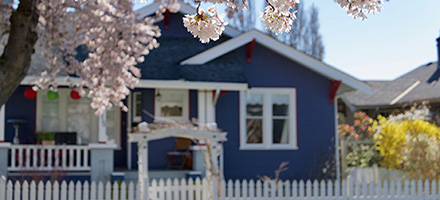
[128,127,227,200]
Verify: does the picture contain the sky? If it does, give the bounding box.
[134,0,440,80]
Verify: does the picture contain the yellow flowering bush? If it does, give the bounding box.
[374,115,440,170]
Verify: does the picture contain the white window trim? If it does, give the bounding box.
[239,88,298,150]
[154,89,189,122]
[132,92,142,123]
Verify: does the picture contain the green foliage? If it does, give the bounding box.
[345,143,381,168]
[36,131,55,141]
[339,112,381,170]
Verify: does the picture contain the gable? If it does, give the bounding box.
[181,30,371,95]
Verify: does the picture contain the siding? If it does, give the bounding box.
[217,44,335,180]
[5,86,37,144]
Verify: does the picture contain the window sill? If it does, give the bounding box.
[239,145,298,151]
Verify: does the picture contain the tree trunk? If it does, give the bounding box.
[0,0,39,106]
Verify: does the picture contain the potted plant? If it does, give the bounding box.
[36,132,55,145]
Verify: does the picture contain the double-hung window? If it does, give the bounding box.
[240,88,297,150]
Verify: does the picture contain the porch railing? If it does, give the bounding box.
[8,145,90,171]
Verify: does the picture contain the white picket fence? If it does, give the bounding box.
[2,177,440,199]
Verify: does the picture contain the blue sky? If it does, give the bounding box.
[134,0,440,80]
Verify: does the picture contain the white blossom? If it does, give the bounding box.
[183,6,227,43]
[260,6,295,35]
[267,0,300,12]
[334,0,383,20]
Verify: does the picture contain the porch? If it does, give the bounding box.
[0,142,116,183]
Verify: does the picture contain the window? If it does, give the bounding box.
[133,92,142,123]
[240,88,297,150]
[36,88,121,147]
[154,89,189,122]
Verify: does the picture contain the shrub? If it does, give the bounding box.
[374,103,440,174]
[339,112,381,170]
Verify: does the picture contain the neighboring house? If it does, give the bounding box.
[0,2,370,183]
[341,35,440,123]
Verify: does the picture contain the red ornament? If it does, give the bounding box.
[24,87,37,100]
[70,90,81,100]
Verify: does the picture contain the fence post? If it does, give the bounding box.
[0,143,10,177]
[137,141,149,200]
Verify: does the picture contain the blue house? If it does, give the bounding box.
[0,2,370,183]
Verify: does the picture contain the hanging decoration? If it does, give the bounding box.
[70,90,81,100]
[24,87,37,100]
[47,91,59,100]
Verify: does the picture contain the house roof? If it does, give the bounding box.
[344,62,440,108]
[22,36,249,90]
[138,36,247,83]
[181,30,372,95]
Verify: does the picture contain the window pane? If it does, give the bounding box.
[246,119,263,144]
[161,105,182,117]
[43,97,59,132]
[135,93,142,117]
[160,91,184,117]
[273,119,289,144]
[67,97,92,144]
[106,107,120,146]
[247,94,263,116]
[272,94,289,116]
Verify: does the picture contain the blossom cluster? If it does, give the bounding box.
[259,0,299,35]
[34,0,162,115]
[260,6,295,35]
[334,0,383,20]
[183,6,227,43]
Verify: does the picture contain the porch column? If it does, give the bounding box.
[138,141,149,200]
[98,110,107,143]
[0,105,4,142]
[89,143,116,182]
[0,142,10,178]
[198,90,215,126]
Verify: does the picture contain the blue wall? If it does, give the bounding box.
[5,86,37,144]
[216,44,336,180]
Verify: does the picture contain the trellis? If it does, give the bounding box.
[128,127,228,200]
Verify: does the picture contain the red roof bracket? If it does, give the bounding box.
[329,80,342,104]
[164,10,171,30]
[246,39,256,63]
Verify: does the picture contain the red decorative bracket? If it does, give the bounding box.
[212,90,229,100]
[164,10,171,30]
[246,39,256,63]
[329,80,342,104]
